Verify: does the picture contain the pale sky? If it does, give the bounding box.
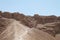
[0,0,60,16]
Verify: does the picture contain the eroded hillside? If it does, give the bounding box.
[0,18,55,40]
[0,11,60,40]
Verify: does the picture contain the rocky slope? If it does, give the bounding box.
[0,18,55,40]
[0,11,60,40]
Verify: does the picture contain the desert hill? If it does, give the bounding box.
[0,11,60,36]
[0,18,55,40]
[0,11,60,40]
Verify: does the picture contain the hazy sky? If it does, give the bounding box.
[0,0,60,16]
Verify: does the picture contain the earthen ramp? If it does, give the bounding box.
[0,18,55,40]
